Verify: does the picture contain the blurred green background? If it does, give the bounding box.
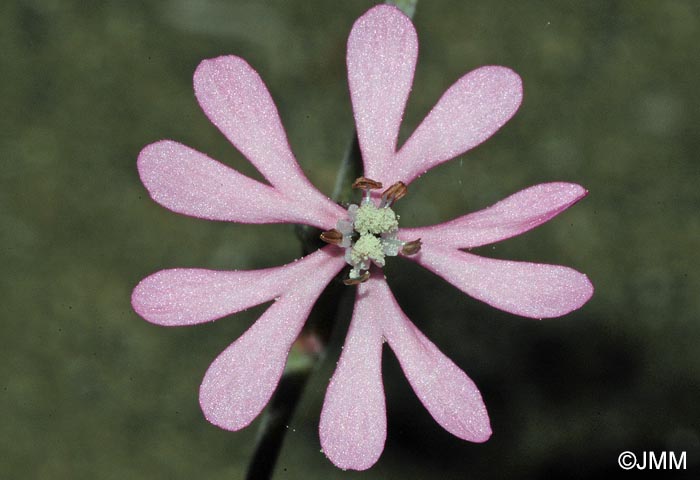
[2,0,699,478]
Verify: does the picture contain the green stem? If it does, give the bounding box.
[245,135,360,480]
[245,3,417,479]
[332,134,362,205]
[244,280,349,480]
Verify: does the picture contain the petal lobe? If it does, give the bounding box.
[369,277,491,442]
[320,286,386,471]
[414,246,594,318]
[400,183,588,248]
[347,5,417,181]
[394,66,523,184]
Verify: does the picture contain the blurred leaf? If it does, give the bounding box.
[386,0,417,18]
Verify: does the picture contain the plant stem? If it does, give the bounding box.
[244,280,349,480]
[245,2,417,478]
[245,135,360,480]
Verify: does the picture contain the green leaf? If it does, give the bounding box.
[385,0,417,18]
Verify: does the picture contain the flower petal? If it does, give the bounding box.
[138,140,336,228]
[347,5,417,182]
[132,247,345,326]
[400,183,588,249]
[199,296,310,431]
[413,246,593,318]
[193,55,306,191]
[198,247,345,431]
[393,66,523,184]
[193,55,342,220]
[367,277,491,442]
[320,282,386,471]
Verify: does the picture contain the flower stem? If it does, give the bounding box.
[245,3,417,478]
[244,282,348,480]
[243,370,308,480]
[246,135,360,480]
[332,134,363,205]
[246,281,349,480]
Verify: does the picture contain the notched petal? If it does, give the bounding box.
[395,66,523,184]
[367,277,492,442]
[320,281,386,470]
[401,183,588,249]
[200,296,309,430]
[413,245,594,318]
[348,5,418,182]
[197,247,346,430]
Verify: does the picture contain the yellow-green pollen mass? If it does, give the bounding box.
[353,202,399,235]
[350,234,385,267]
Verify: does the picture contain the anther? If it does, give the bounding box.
[401,238,422,256]
[320,229,343,245]
[343,271,371,285]
[352,177,383,190]
[381,181,407,207]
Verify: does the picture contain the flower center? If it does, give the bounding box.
[343,199,403,280]
[321,177,421,285]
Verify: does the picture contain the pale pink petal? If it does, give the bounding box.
[414,245,593,318]
[366,277,491,442]
[392,66,523,185]
[132,247,345,326]
[199,297,309,431]
[198,247,346,431]
[138,140,337,228]
[400,183,587,249]
[347,5,417,181]
[320,281,386,471]
[192,55,307,190]
[193,55,342,218]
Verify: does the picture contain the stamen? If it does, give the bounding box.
[381,181,407,207]
[401,238,422,255]
[343,271,370,285]
[320,229,343,245]
[352,177,383,190]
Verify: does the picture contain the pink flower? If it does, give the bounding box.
[132,5,593,471]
